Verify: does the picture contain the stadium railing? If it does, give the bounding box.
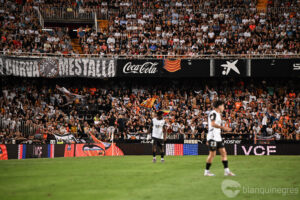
[37,6,298,21]
[108,6,299,16]
[0,52,299,59]
[39,7,107,20]
[0,116,36,138]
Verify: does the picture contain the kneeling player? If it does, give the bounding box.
[151,111,167,163]
[204,100,235,176]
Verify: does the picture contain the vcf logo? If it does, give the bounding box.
[293,63,300,70]
[221,60,240,75]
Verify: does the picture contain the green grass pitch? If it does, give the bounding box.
[0,156,299,200]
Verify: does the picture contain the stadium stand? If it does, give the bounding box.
[0,0,299,56]
[0,78,299,144]
[0,0,299,144]
[78,0,299,56]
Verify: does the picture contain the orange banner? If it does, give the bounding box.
[75,143,124,157]
[0,145,8,160]
[64,144,75,157]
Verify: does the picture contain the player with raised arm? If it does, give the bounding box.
[150,111,167,163]
[204,100,236,176]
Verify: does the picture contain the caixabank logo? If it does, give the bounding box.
[220,60,240,75]
[215,59,247,77]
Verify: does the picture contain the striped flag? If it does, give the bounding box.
[140,98,156,108]
[161,110,170,116]
[48,144,55,158]
[163,59,181,72]
[18,144,26,159]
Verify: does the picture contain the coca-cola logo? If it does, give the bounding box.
[123,62,158,74]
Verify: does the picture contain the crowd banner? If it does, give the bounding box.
[213,59,249,77]
[54,134,78,143]
[0,56,116,78]
[251,59,300,77]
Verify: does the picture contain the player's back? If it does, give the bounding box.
[207,110,222,141]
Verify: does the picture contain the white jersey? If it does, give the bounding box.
[152,118,165,139]
[207,110,222,142]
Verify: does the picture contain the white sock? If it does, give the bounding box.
[205,169,210,173]
[161,158,164,160]
[153,157,156,159]
[225,168,230,173]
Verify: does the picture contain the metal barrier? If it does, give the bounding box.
[0,52,299,59]
[40,7,107,20]
[108,7,299,14]
[0,116,37,138]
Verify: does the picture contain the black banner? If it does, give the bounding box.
[54,144,65,158]
[1,57,300,78]
[163,59,210,77]
[117,59,211,77]
[26,144,48,158]
[0,56,116,78]
[198,144,300,155]
[116,143,153,155]
[4,144,17,159]
[117,59,163,77]
[251,59,300,77]
[214,59,248,77]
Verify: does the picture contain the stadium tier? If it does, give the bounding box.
[0,0,299,56]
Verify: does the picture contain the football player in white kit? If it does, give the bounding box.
[150,111,167,163]
[204,100,236,176]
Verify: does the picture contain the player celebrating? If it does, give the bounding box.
[151,111,167,163]
[204,100,235,176]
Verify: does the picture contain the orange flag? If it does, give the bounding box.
[141,98,156,108]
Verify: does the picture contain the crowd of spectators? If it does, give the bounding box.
[0,78,299,144]
[0,0,74,55]
[39,0,108,20]
[79,0,300,56]
[1,0,299,56]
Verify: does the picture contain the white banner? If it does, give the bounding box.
[0,56,116,78]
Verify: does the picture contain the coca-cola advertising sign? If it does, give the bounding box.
[117,59,163,77]
[123,62,158,74]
